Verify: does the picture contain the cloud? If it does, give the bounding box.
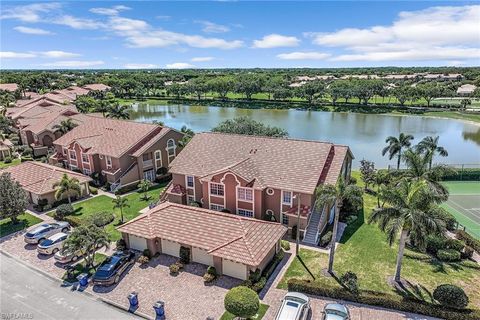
[13,26,54,35]
[0,2,61,23]
[123,63,158,69]
[54,15,104,29]
[165,62,195,69]
[0,51,81,59]
[252,34,300,48]
[195,20,230,33]
[310,5,480,62]
[39,60,105,68]
[90,5,130,16]
[0,51,37,59]
[191,57,214,62]
[40,51,81,58]
[277,51,331,60]
[156,15,171,21]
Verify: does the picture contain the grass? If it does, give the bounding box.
[62,252,107,283]
[423,111,480,123]
[0,158,21,169]
[0,213,42,238]
[220,303,269,320]
[278,171,480,309]
[442,181,480,195]
[49,183,166,241]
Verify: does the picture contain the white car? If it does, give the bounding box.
[321,303,350,320]
[54,248,84,264]
[37,233,68,255]
[275,292,310,320]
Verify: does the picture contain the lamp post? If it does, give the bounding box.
[293,194,301,256]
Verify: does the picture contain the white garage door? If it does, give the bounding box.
[192,247,214,266]
[162,239,180,257]
[222,259,247,280]
[129,235,147,251]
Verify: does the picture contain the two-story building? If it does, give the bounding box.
[49,115,184,192]
[163,132,353,245]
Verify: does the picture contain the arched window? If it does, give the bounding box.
[166,139,176,164]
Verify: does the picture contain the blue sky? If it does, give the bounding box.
[1,1,479,69]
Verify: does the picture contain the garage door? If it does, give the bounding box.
[192,247,214,266]
[162,239,180,257]
[222,259,247,280]
[129,235,147,251]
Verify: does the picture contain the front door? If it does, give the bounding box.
[143,169,155,182]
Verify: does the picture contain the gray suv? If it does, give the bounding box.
[24,222,70,244]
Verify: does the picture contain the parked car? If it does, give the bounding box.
[24,222,70,244]
[321,303,350,320]
[92,251,135,286]
[275,292,310,320]
[54,248,85,264]
[37,232,69,255]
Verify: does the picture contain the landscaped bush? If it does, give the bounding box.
[442,169,480,181]
[169,261,184,275]
[345,215,358,225]
[455,230,480,253]
[204,267,217,283]
[281,240,290,251]
[319,231,333,247]
[433,284,469,309]
[434,210,457,231]
[263,250,284,280]
[207,266,217,276]
[224,286,260,319]
[179,246,191,264]
[156,167,168,175]
[437,249,461,262]
[461,246,474,260]
[340,271,359,295]
[88,211,115,227]
[445,238,465,252]
[138,255,149,265]
[3,156,12,163]
[20,156,33,162]
[115,184,138,195]
[142,249,151,258]
[116,239,126,251]
[89,186,98,195]
[426,235,446,254]
[64,216,81,227]
[251,277,267,292]
[287,279,480,320]
[54,204,74,220]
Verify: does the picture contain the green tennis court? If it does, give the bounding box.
[442,181,480,239]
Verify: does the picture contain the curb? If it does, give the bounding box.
[0,249,153,320]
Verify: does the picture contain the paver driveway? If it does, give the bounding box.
[87,254,242,320]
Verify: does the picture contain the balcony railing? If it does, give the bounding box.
[143,159,153,167]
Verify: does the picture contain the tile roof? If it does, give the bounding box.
[130,127,171,157]
[170,132,352,194]
[8,98,77,120]
[83,84,111,91]
[0,83,19,92]
[53,116,162,158]
[117,202,287,266]
[1,161,91,195]
[18,109,82,135]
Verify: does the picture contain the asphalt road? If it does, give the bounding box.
[0,252,139,320]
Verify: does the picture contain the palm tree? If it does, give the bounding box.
[53,174,81,204]
[53,119,78,134]
[178,125,195,148]
[106,103,130,120]
[138,179,153,201]
[112,195,130,224]
[382,133,414,169]
[369,179,445,282]
[415,136,448,169]
[315,178,363,274]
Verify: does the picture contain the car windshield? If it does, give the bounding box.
[40,239,54,246]
[326,309,347,317]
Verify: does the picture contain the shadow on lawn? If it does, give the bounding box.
[339,206,365,244]
[297,256,316,281]
[392,278,434,303]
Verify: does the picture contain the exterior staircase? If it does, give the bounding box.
[302,206,323,245]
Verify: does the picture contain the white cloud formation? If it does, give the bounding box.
[123,63,158,69]
[195,20,230,33]
[1,51,80,59]
[14,26,54,35]
[165,62,195,69]
[0,2,61,22]
[0,51,37,59]
[39,60,105,68]
[191,57,214,62]
[252,34,300,48]
[54,15,104,29]
[90,5,131,16]
[310,5,480,62]
[40,51,80,58]
[277,51,331,60]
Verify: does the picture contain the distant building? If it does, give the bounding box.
[0,83,19,92]
[457,84,477,96]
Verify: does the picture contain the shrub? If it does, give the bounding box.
[88,211,115,227]
[20,156,33,162]
[156,167,168,175]
[207,266,217,276]
[433,284,469,309]
[263,250,284,280]
[281,240,290,251]
[437,249,461,262]
[3,156,12,163]
[169,262,184,275]
[224,287,260,319]
[55,204,74,220]
[426,235,446,254]
[461,246,474,259]
[340,271,359,295]
[89,186,98,195]
[179,246,191,264]
[64,216,81,227]
[345,215,358,225]
[456,230,480,253]
[204,272,216,283]
[319,231,332,247]
[445,239,465,252]
[115,183,138,195]
[142,249,152,259]
[116,239,126,251]
[249,269,262,283]
[138,255,149,265]
[251,277,267,292]
[291,225,298,240]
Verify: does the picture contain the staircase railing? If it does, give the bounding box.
[110,162,138,192]
[302,203,315,242]
[315,205,329,243]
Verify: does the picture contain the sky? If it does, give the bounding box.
[0,1,479,69]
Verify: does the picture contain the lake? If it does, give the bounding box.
[129,102,480,168]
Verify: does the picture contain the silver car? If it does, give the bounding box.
[37,232,68,255]
[24,222,70,244]
[321,303,350,320]
[54,248,85,264]
[275,292,310,320]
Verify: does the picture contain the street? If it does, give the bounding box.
[0,252,139,320]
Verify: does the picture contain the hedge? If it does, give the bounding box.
[443,168,480,181]
[287,279,480,320]
[224,286,259,319]
[456,230,480,254]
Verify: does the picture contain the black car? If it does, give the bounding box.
[92,251,135,286]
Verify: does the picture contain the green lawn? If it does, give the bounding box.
[0,158,21,169]
[278,171,480,309]
[220,303,269,320]
[0,213,43,238]
[49,184,166,241]
[62,253,107,283]
[442,181,480,195]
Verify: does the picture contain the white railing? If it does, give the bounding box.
[302,198,319,242]
[315,206,329,243]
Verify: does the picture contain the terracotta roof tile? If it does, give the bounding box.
[0,83,19,92]
[117,202,287,266]
[83,84,110,91]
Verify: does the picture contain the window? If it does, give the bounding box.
[186,176,194,188]
[210,183,224,196]
[69,150,76,160]
[106,156,112,169]
[83,168,91,175]
[282,191,292,205]
[62,148,67,156]
[69,164,78,171]
[154,150,161,160]
[282,214,289,225]
[187,195,195,204]
[237,209,254,218]
[81,153,89,164]
[167,139,176,156]
[210,203,224,211]
[266,188,275,196]
[237,187,253,201]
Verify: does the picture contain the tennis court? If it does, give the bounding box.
[442,181,480,239]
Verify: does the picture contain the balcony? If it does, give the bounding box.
[142,159,153,168]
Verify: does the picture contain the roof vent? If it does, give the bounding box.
[249,148,258,154]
